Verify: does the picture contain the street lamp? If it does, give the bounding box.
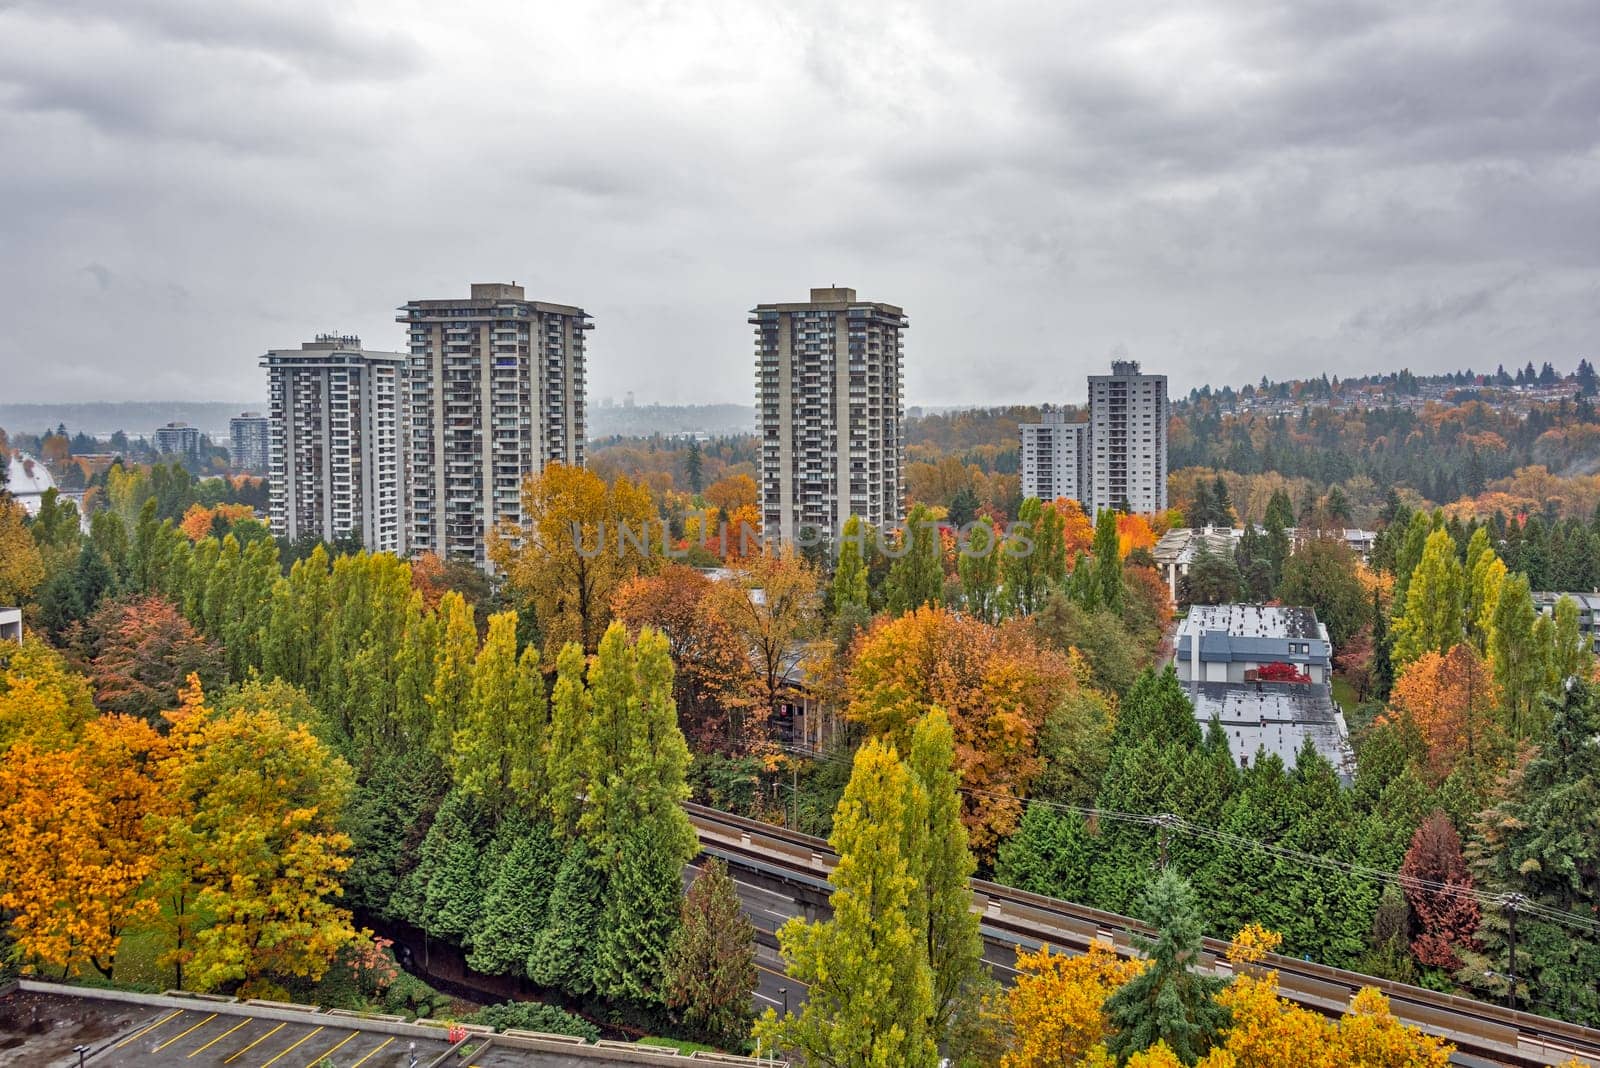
[779,986,788,1016]
[73,1044,90,1068]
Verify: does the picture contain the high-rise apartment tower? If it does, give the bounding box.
[261,335,408,553]
[1019,405,1089,504]
[229,412,270,472]
[1088,360,1169,513]
[397,283,590,567]
[752,287,906,543]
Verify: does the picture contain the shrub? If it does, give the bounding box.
[468,1000,600,1040]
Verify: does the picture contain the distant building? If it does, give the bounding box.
[1018,405,1089,505]
[0,606,21,643]
[261,335,408,554]
[1152,526,1378,600]
[153,421,201,460]
[5,452,56,516]
[398,283,591,569]
[1088,360,1168,513]
[1532,591,1600,655]
[753,286,906,543]
[229,412,270,472]
[1175,604,1332,685]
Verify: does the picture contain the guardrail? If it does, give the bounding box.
[686,802,1600,1068]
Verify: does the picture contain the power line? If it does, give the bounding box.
[773,741,1600,938]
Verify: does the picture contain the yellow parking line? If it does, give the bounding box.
[115,1009,185,1049]
[225,1022,285,1064]
[348,1036,395,1066]
[191,1018,251,1057]
[303,1030,358,1067]
[260,1025,324,1067]
[155,1012,218,1052]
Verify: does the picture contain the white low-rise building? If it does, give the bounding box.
[0,607,22,643]
[1175,604,1332,685]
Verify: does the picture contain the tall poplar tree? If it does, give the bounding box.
[886,504,944,614]
[1391,529,1465,670]
[908,709,982,1041]
[831,514,871,612]
[957,516,1001,623]
[755,739,938,1068]
[1488,572,1542,737]
[1091,508,1124,613]
[452,611,547,815]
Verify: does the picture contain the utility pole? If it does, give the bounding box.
[791,760,799,831]
[1156,813,1175,872]
[1504,893,1524,1012]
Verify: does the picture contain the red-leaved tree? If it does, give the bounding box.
[1399,810,1481,970]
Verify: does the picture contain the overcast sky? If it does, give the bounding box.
[1,0,1596,407]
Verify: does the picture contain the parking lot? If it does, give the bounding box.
[103,1007,453,1067]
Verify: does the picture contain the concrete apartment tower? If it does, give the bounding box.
[261,335,408,554]
[1088,359,1169,513]
[1019,404,1089,505]
[752,286,906,543]
[229,412,270,472]
[153,421,201,460]
[397,283,591,568]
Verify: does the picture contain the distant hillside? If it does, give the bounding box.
[587,403,755,439]
[0,401,256,438]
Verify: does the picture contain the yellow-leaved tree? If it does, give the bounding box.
[490,463,657,656]
[150,677,359,993]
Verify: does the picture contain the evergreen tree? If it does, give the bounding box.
[1187,479,1215,528]
[527,840,604,996]
[1181,539,1242,605]
[684,438,704,494]
[1371,588,1395,701]
[349,747,449,922]
[397,789,490,944]
[664,858,758,1048]
[594,824,686,1004]
[1391,529,1465,670]
[754,739,937,1068]
[1086,740,1177,915]
[1210,475,1234,525]
[947,486,980,528]
[908,709,983,1042]
[1103,871,1230,1065]
[1114,667,1202,751]
[997,802,1091,900]
[1471,680,1600,1023]
[467,816,563,977]
[886,504,944,614]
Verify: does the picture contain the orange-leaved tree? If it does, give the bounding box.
[847,606,1078,857]
[1387,643,1501,785]
[0,714,167,978]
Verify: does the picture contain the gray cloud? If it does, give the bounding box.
[0,0,1597,409]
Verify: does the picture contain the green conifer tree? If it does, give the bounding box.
[527,839,604,996]
[467,816,563,977]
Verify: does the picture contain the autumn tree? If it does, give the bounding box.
[613,564,758,751]
[664,858,758,1047]
[76,595,227,722]
[151,681,360,991]
[1399,811,1481,970]
[706,547,820,731]
[0,637,97,753]
[0,499,45,607]
[1387,644,1500,785]
[753,739,938,1068]
[999,943,1144,1068]
[830,514,872,613]
[847,606,1078,856]
[0,716,165,978]
[908,709,983,1041]
[1487,571,1544,736]
[490,463,657,655]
